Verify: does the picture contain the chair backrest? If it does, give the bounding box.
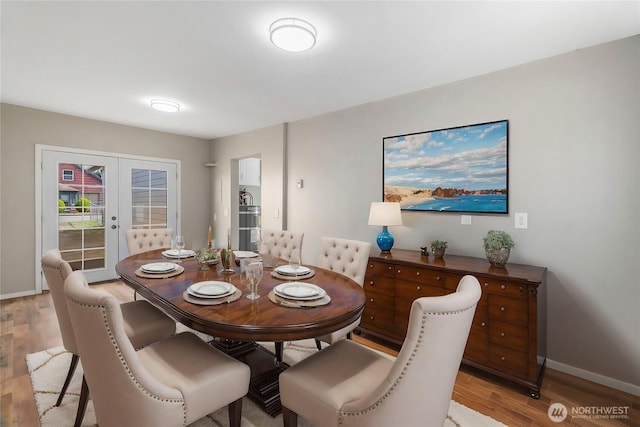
[259,229,304,263]
[125,228,173,255]
[316,237,371,286]
[64,271,185,426]
[339,275,481,427]
[41,249,78,354]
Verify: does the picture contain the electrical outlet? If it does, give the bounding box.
[515,212,528,229]
[461,215,472,225]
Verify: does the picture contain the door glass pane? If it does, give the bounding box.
[57,163,106,269]
[131,168,168,229]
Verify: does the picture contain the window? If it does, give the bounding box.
[62,169,74,181]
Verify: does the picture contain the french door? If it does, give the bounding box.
[41,148,178,285]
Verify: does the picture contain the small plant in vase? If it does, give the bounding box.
[483,230,514,267]
[430,240,447,259]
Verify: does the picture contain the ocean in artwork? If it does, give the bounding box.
[406,194,507,213]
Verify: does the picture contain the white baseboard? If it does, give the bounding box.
[546,358,640,397]
[0,289,38,301]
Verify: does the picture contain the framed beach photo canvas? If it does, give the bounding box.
[383,120,509,214]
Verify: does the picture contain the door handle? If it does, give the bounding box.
[111,225,117,229]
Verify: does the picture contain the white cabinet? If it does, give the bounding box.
[239,158,261,186]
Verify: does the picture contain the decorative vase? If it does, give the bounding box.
[220,249,234,274]
[485,247,510,267]
[432,247,446,259]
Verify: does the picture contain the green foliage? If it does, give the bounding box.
[75,197,90,212]
[482,230,514,250]
[58,199,66,213]
[430,240,448,249]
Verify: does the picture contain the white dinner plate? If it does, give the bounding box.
[233,251,260,259]
[162,249,196,258]
[188,281,236,298]
[140,262,179,273]
[274,282,325,300]
[275,265,311,276]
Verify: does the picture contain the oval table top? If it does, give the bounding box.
[115,249,366,342]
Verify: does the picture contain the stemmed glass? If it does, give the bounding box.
[289,251,301,281]
[174,234,185,262]
[246,261,263,300]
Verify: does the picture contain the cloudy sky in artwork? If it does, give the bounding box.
[383,121,508,191]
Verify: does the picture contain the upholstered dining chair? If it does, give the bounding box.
[314,236,371,349]
[125,227,174,255]
[279,275,481,427]
[64,270,251,427]
[41,249,177,427]
[259,229,304,263]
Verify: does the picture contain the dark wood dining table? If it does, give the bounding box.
[115,248,366,415]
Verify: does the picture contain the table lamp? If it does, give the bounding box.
[368,202,403,253]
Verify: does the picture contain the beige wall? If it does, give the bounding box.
[210,124,285,248]
[0,104,211,295]
[283,36,639,391]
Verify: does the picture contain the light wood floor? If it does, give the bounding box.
[1,281,638,426]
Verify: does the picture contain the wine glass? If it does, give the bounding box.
[174,234,185,262]
[246,261,263,300]
[289,251,301,281]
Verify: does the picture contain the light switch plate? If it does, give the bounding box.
[515,212,528,229]
[461,215,472,225]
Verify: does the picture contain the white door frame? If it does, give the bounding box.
[35,144,181,292]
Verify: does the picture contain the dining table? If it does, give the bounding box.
[115,248,366,415]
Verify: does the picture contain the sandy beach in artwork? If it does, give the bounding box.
[384,186,434,208]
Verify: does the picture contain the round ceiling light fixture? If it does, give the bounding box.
[150,99,180,112]
[269,17,317,52]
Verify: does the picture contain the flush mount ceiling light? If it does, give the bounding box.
[150,99,180,112]
[269,17,317,52]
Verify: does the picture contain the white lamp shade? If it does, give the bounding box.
[368,202,403,226]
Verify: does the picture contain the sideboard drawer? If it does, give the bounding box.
[489,344,528,376]
[488,295,528,327]
[364,291,394,312]
[363,275,395,295]
[366,261,395,278]
[361,306,394,335]
[394,266,448,287]
[482,278,527,299]
[489,320,528,352]
[395,280,450,302]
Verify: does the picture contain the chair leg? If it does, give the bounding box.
[73,376,89,427]
[228,397,243,427]
[56,353,79,406]
[275,341,283,367]
[282,406,298,427]
[347,331,353,340]
[315,339,322,351]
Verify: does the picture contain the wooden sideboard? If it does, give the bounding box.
[359,249,547,398]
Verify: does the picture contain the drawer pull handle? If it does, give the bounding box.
[370,298,374,303]
[500,332,505,337]
[436,276,441,281]
[369,281,374,286]
[397,269,401,274]
[519,286,524,292]
[369,264,373,268]
[484,283,489,287]
[416,286,421,291]
[388,266,392,270]
[501,356,506,361]
[500,306,505,312]
[416,272,420,276]
[369,315,375,320]
[501,284,506,290]
[481,322,486,327]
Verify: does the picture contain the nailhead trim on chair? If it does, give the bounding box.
[337,306,474,425]
[67,299,188,426]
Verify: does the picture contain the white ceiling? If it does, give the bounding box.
[2,1,639,139]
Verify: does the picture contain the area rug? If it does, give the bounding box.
[26,345,506,427]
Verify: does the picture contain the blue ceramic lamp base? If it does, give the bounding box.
[376,226,395,253]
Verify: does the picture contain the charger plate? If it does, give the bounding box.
[268,291,331,308]
[135,265,184,279]
[183,288,242,306]
[270,270,315,280]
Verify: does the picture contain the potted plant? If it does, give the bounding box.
[430,240,447,259]
[482,230,514,267]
